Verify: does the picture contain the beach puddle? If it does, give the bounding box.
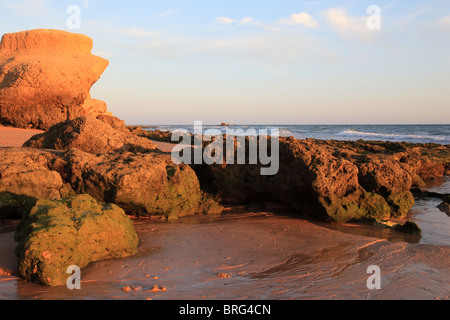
[409,177,450,246]
[315,178,450,247]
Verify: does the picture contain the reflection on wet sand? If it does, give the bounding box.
[1,209,449,300]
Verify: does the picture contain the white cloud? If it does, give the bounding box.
[238,17,262,27]
[216,17,236,25]
[133,28,336,68]
[437,15,450,29]
[216,16,262,27]
[152,9,179,19]
[324,8,378,42]
[280,12,319,29]
[84,20,163,38]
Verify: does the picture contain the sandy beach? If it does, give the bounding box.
[0,126,44,148]
[1,209,449,300]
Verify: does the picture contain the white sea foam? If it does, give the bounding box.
[336,129,448,142]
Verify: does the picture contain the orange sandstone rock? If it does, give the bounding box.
[0,29,109,130]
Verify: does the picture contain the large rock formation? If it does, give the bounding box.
[0,147,221,220]
[0,147,74,222]
[54,149,220,217]
[23,116,157,154]
[0,147,73,200]
[15,194,138,286]
[191,136,449,222]
[0,29,109,130]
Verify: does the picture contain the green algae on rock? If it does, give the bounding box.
[393,221,423,235]
[15,194,138,286]
[57,149,222,218]
[0,147,222,219]
[437,195,450,215]
[191,136,449,223]
[0,192,37,221]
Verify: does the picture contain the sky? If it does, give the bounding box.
[0,0,449,125]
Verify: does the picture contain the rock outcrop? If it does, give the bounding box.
[191,136,449,222]
[54,149,220,217]
[23,116,157,154]
[0,192,37,221]
[0,147,221,220]
[132,127,174,143]
[0,29,109,130]
[0,148,73,200]
[15,194,138,286]
[97,114,130,133]
[438,195,450,215]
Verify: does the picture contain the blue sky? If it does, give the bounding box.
[1,0,449,125]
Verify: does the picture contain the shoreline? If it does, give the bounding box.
[1,124,449,149]
[0,124,449,299]
[134,124,450,146]
[1,209,449,300]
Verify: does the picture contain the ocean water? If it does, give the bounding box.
[144,124,450,145]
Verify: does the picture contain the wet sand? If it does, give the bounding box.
[1,209,449,300]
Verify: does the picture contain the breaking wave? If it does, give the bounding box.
[336,129,449,143]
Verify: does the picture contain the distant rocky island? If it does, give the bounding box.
[0,29,448,287]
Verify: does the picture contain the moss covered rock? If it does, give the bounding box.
[15,194,138,286]
[193,137,396,222]
[393,221,422,235]
[0,192,37,221]
[437,195,450,215]
[57,149,222,217]
[387,191,416,218]
[444,195,450,204]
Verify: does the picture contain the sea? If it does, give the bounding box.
[143,124,450,145]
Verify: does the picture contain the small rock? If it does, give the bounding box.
[218,272,231,278]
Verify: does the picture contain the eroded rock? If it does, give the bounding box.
[55,149,219,217]
[23,116,157,154]
[15,194,138,286]
[0,29,109,130]
[0,147,221,219]
[191,136,449,222]
[0,148,72,200]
